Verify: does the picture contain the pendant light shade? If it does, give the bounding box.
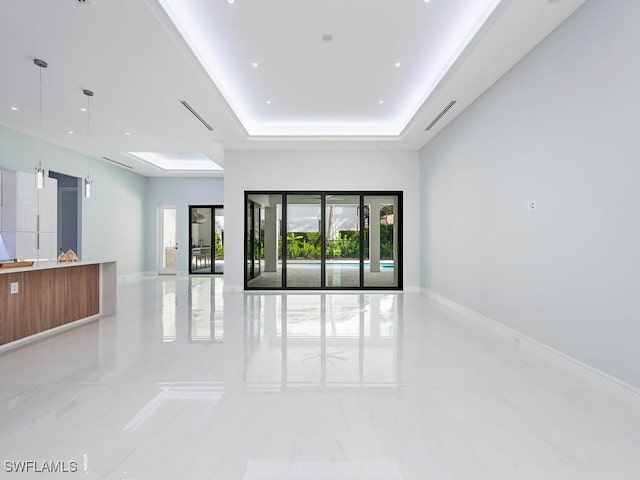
[84,176,92,198]
[35,164,45,189]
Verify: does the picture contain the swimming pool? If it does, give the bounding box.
[284,260,394,269]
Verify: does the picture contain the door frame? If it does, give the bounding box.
[158,204,178,275]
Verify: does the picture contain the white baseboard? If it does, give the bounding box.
[421,287,640,397]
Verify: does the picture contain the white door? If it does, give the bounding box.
[159,206,177,275]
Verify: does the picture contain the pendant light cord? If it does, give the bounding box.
[38,63,42,170]
[83,89,94,198]
[86,93,90,178]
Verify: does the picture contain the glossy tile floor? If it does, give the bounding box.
[2,276,640,479]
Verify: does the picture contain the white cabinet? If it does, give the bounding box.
[38,178,57,234]
[0,170,57,261]
[38,232,58,262]
[1,232,37,261]
[17,170,38,232]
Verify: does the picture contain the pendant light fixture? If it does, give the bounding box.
[34,58,47,189]
[83,88,93,198]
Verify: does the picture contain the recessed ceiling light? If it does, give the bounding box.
[228,0,234,3]
[10,106,18,111]
[80,107,87,112]
[266,100,272,104]
[394,62,401,68]
[125,132,131,136]
[68,131,75,135]
[378,100,384,104]
[252,62,258,68]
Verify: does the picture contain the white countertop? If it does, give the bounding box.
[0,259,116,275]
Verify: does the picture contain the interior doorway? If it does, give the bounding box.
[49,171,82,258]
[159,205,177,275]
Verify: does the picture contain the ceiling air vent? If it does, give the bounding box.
[180,100,213,131]
[102,157,133,170]
[76,0,90,4]
[425,100,456,132]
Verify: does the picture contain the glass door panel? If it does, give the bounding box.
[286,194,321,288]
[247,194,283,288]
[214,208,224,273]
[253,203,261,277]
[159,206,177,275]
[246,201,253,281]
[190,205,223,274]
[190,206,213,273]
[363,195,399,288]
[325,194,361,288]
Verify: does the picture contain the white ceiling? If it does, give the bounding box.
[0,0,585,177]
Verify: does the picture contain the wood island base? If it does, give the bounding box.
[0,261,116,348]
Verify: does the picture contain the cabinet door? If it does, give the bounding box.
[39,193,58,233]
[1,171,17,231]
[16,171,38,232]
[38,232,58,262]
[37,177,57,234]
[17,171,37,202]
[15,232,38,261]
[0,231,16,259]
[16,201,37,232]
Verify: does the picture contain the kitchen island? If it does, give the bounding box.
[0,260,116,348]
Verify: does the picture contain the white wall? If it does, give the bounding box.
[419,0,640,387]
[224,150,420,291]
[0,125,147,276]
[146,177,224,273]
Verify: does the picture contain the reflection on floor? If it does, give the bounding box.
[247,262,396,288]
[245,293,400,389]
[1,276,640,479]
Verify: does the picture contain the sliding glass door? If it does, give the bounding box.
[246,194,283,288]
[325,194,360,288]
[245,192,401,290]
[286,194,322,288]
[364,195,399,288]
[190,205,224,274]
